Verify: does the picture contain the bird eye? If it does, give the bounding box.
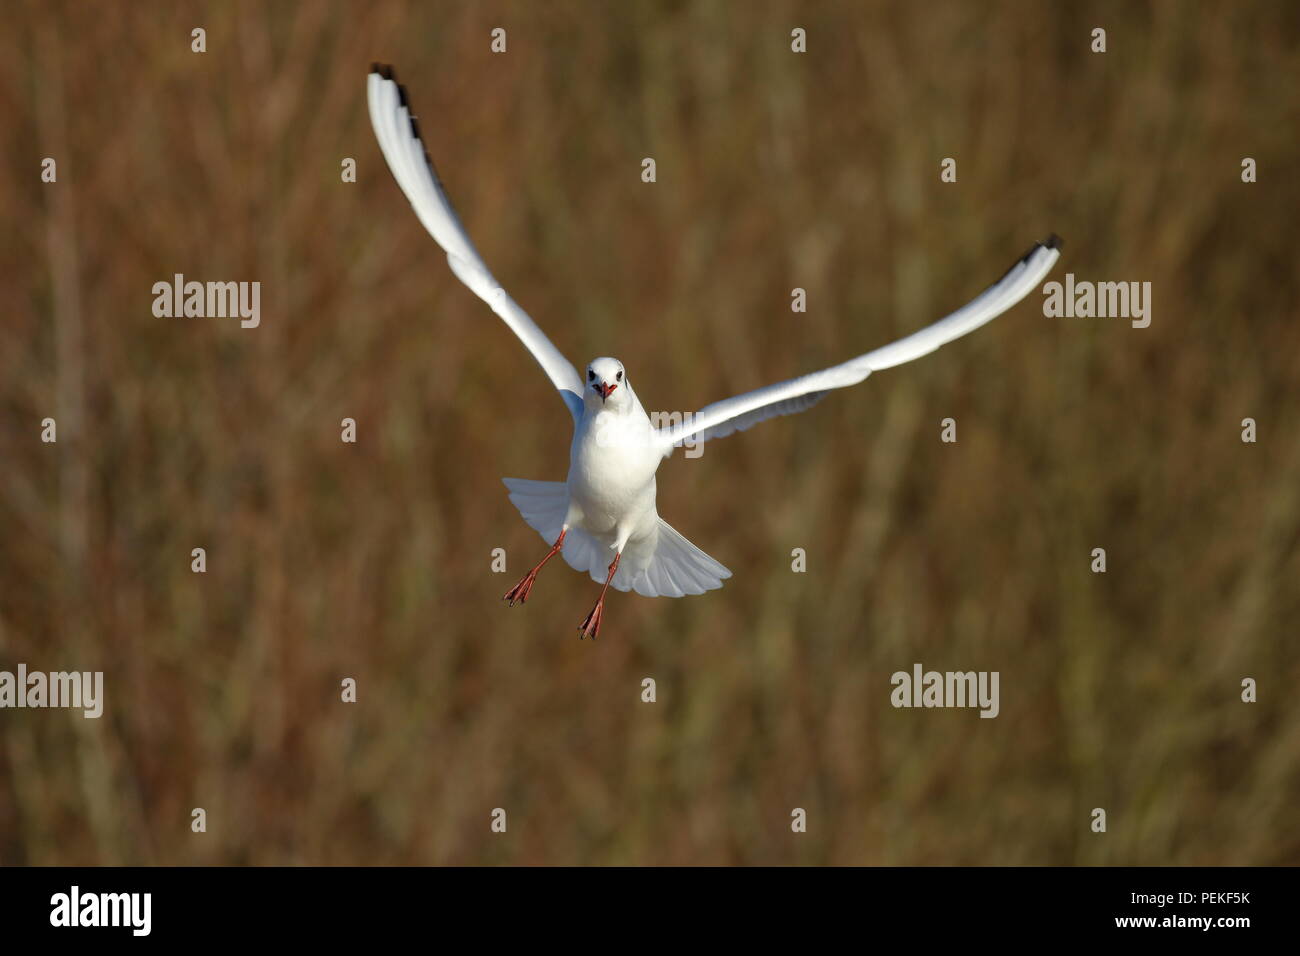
[588,370,595,381]
[616,370,623,381]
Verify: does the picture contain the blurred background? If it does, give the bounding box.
[1,0,1297,865]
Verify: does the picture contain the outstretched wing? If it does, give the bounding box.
[367,64,584,421]
[656,236,1062,449]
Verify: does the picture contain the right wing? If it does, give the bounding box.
[367,64,584,421]
[656,236,1062,449]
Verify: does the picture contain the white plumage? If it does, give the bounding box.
[503,478,729,598]
[366,64,1062,636]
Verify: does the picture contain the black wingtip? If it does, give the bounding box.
[1001,233,1062,281]
[369,64,412,113]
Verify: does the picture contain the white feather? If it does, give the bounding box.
[367,68,584,421]
[657,237,1063,449]
[372,65,1062,614]
[502,479,729,598]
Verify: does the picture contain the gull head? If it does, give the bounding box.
[584,357,630,410]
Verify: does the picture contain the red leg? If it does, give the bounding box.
[503,529,567,606]
[578,552,621,640]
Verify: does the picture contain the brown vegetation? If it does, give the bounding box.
[0,1,1297,864]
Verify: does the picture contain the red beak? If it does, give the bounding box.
[598,382,617,401]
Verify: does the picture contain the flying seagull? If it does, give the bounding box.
[366,64,1062,639]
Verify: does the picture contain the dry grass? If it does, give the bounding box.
[0,0,1297,865]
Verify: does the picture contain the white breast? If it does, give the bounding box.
[568,408,662,536]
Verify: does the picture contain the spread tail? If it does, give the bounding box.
[634,517,731,598]
[502,478,731,598]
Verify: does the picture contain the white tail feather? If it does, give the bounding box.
[635,519,731,597]
[502,478,730,598]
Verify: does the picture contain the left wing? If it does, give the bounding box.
[656,235,1062,450]
[367,64,585,421]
